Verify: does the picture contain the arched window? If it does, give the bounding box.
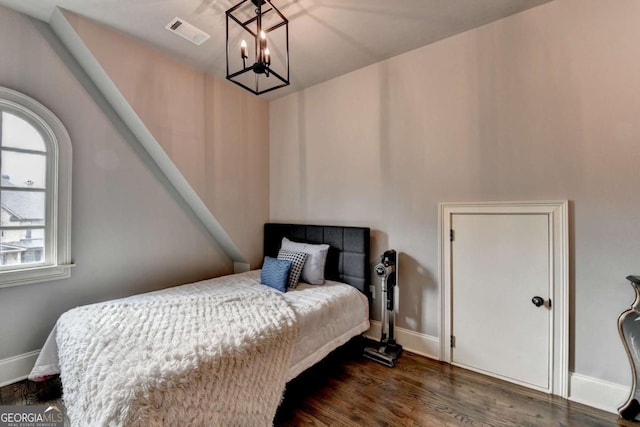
[0,87,72,287]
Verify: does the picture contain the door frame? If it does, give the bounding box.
[438,201,569,398]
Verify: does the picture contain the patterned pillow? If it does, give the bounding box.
[260,256,292,292]
[281,237,329,285]
[277,249,308,289]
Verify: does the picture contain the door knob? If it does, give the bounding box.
[532,296,545,307]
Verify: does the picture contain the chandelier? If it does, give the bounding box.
[225,0,290,95]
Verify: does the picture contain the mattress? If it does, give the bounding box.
[29,270,370,382]
[281,272,370,380]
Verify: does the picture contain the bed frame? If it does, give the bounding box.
[263,223,371,298]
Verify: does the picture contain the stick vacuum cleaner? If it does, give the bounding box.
[363,250,403,367]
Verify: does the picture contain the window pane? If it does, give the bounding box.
[1,190,45,226]
[0,228,45,266]
[1,151,46,189]
[2,112,46,152]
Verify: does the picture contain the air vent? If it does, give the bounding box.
[164,17,210,46]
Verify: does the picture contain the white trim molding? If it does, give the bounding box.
[0,350,40,388]
[365,320,440,360]
[0,87,73,288]
[233,262,251,274]
[438,200,569,398]
[44,10,247,265]
[569,372,628,414]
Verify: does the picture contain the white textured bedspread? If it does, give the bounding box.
[29,271,369,426]
[41,273,298,426]
[282,276,370,380]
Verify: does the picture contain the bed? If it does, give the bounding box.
[29,223,371,426]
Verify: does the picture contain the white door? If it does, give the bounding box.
[451,213,551,390]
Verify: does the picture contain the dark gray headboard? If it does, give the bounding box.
[264,223,370,296]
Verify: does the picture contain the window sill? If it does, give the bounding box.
[0,264,75,289]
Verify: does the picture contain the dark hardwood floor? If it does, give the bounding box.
[1,339,634,426]
[0,375,62,406]
[275,340,634,427]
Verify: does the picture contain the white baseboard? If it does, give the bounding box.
[569,372,629,415]
[365,321,440,360]
[0,350,40,388]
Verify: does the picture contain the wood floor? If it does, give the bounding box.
[275,340,633,427]
[1,340,633,426]
[0,374,62,406]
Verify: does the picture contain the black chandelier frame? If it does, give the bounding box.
[225,0,290,95]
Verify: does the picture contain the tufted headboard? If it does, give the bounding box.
[264,223,371,296]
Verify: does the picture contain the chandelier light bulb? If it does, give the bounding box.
[259,32,266,54]
[240,40,248,59]
[264,47,271,65]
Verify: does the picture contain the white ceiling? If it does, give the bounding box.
[0,0,553,100]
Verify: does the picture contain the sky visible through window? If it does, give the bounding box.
[2,112,45,151]
[0,111,47,267]
[2,150,46,188]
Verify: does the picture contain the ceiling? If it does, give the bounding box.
[0,0,553,100]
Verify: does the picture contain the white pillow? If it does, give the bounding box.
[281,237,329,285]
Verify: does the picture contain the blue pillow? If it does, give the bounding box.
[260,256,292,292]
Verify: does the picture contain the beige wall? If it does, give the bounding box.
[270,0,640,385]
[0,6,235,360]
[64,12,270,267]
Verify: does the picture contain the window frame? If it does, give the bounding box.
[0,87,73,288]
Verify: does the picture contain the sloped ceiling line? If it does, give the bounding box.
[46,7,248,266]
